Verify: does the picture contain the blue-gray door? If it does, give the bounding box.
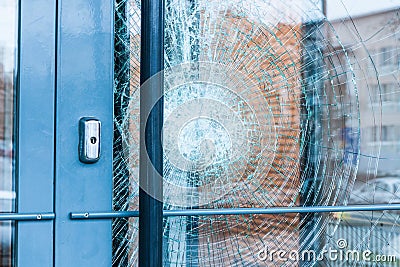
[53,0,114,266]
[0,0,114,266]
[0,0,56,266]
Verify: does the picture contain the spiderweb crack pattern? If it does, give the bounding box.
[113,0,400,266]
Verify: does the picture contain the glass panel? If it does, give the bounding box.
[165,212,400,265]
[164,212,400,266]
[0,0,17,266]
[331,1,400,206]
[113,0,400,266]
[113,0,140,265]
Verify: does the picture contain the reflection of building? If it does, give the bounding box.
[0,49,6,141]
[0,44,14,267]
[330,8,400,177]
[0,48,13,193]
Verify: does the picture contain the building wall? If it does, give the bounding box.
[331,9,400,177]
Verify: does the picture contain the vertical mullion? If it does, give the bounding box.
[139,0,165,265]
[17,0,56,266]
[300,1,326,265]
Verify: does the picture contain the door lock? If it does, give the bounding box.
[79,117,101,163]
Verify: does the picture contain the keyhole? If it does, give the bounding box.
[90,137,97,144]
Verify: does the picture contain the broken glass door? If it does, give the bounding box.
[110,0,400,266]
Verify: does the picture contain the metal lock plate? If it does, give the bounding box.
[79,117,101,163]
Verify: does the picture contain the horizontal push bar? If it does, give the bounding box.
[70,204,400,220]
[0,212,55,221]
[70,211,139,219]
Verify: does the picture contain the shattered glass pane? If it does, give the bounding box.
[113,0,400,266]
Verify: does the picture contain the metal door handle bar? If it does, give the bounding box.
[0,212,54,221]
[70,204,400,219]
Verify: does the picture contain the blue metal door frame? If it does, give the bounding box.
[54,0,114,266]
[17,0,56,266]
[14,0,114,266]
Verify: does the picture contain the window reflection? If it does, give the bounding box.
[0,1,17,266]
